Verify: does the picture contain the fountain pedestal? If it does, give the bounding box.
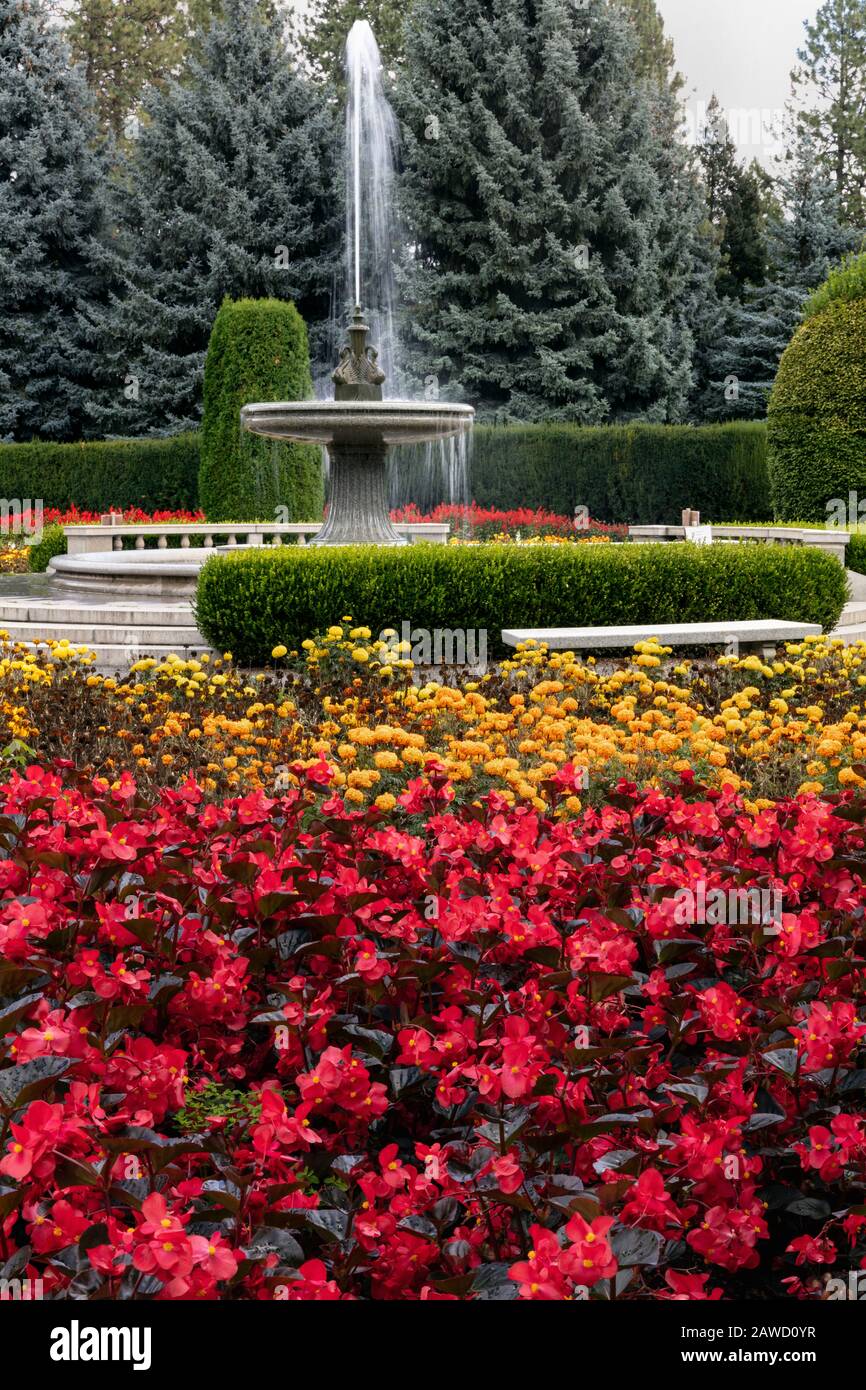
[316,436,405,546]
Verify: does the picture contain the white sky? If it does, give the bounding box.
[658,0,824,161]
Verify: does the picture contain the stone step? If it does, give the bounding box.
[0,621,206,647]
[847,569,866,601]
[839,601,866,626]
[7,638,214,669]
[832,622,866,645]
[502,620,822,651]
[0,599,196,627]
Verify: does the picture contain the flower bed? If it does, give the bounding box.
[1,760,865,1301]
[390,502,626,541]
[3,631,866,805]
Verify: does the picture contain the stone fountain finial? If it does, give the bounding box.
[332,305,386,402]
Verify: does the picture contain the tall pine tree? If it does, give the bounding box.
[82,0,341,436]
[699,132,860,421]
[65,0,197,140]
[695,95,769,301]
[792,0,866,224]
[612,0,682,95]
[393,0,698,423]
[0,0,109,441]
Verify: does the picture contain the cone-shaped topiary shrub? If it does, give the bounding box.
[199,297,324,523]
[767,253,866,522]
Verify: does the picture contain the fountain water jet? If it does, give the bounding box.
[241,22,473,547]
[344,19,401,392]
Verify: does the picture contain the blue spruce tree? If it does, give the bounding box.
[393,0,702,422]
[700,133,860,421]
[82,0,342,436]
[0,0,109,441]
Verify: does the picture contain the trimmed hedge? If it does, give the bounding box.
[27,524,66,573]
[0,420,769,526]
[392,421,771,523]
[768,253,866,522]
[199,298,323,524]
[847,534,866,575]
[195,542,846,664]
[0,435,200,512]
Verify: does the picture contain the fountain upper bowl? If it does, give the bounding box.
[240,399,475,447]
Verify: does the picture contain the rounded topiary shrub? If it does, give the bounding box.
[27,524,67,572]
[199,297,324,523]
[767,254,866,522]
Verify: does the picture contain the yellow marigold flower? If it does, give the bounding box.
[271,645,287,659]
[374,750,401,770]
[375,793,397,812]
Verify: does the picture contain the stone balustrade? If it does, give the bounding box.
[627,524,850,567]
[64,520,450,556]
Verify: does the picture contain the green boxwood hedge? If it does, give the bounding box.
[768,253,866,523]
[195,542,846,664]
[0,420,770,526]
[393,421,771,523]
[27,524,66,573]
[0,434,200,512]
[847,535,866,575]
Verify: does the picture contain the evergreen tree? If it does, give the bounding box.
[612,0,682,95]
[82,0,341,437]
[393,0,699,423]
[0,0,109,441]
[65,0,194,140]
[302,0,405,84]
[792,0,866,224]
[695,95,768,300]
[699,133,860,421]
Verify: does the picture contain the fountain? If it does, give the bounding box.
[19,18,472,667]
[240,22,474,546]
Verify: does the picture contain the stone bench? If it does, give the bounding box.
[501,620,822,657]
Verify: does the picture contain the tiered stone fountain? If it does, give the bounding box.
[240,306,473,546]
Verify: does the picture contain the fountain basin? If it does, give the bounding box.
[239,399,475,447]
[51,548,206,596]
[242,398,475,547]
